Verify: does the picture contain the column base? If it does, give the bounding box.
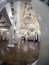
[7,44,15,47]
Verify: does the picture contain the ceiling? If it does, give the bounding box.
[0,0,32,31]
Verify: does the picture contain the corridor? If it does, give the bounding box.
[0,0,49,65]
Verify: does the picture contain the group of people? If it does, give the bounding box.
[21,32,38,42]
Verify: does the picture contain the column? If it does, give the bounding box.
[8,26,15,47]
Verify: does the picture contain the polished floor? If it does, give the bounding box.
[0,40,40,65]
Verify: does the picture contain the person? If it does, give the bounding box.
[21,36,26,43]
[35,32,38,42]
[35,32,38,48]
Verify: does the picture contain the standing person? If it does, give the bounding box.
[35,32,38,48]
[35,32,38,42]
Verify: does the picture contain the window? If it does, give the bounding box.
[24,17,31,24]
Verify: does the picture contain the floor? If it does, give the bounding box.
[0,40,40,65]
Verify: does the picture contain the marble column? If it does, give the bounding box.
[8,26,15,47]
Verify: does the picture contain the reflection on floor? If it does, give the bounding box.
[0,41,40,65]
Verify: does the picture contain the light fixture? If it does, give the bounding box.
[0,28,8,31]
